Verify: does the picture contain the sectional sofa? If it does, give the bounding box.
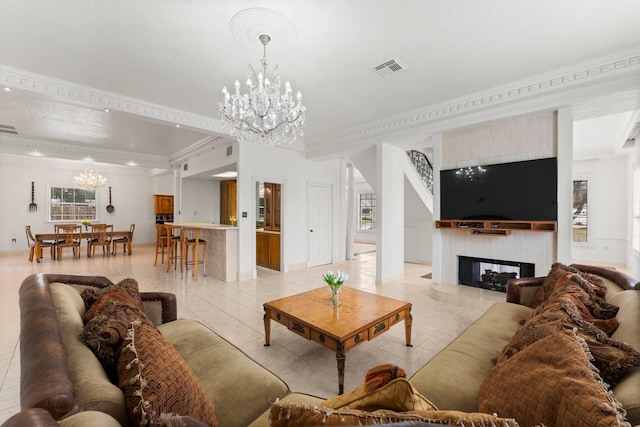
[2,264,639,426]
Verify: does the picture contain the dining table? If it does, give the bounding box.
[34,229,133,262]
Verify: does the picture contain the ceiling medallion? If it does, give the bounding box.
[219,34,305,146]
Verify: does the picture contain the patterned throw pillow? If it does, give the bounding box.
[534,263,607,308]
[496,297,640,385]
[118,320,218,427]
[479,330,630,427]
[269,401,519,427]
[322,377,437,412]
[81,278,152,380]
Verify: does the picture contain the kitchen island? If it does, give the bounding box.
[166,222,238,281]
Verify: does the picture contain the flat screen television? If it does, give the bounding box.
[440,157,557,221]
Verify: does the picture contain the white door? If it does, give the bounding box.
[308,183,332,267]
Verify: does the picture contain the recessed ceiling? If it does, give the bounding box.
[0,0,639,169]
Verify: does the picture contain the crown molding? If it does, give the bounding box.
[306,50,640,153]
[0,65,226,134]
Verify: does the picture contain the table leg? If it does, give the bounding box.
[336,342,346,394]
[127,236,132,255]
[405,309,413,347]
[35,241,42,263]
[263,309,271,346]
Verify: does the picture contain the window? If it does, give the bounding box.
[358,193,376,230]
[572,180,588,243]
[49,187,97,222]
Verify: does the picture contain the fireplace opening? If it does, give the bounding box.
[458,256,535,293]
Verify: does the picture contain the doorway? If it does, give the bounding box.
[256,182,281,271]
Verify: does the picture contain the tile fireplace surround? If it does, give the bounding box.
[436,229,556,286]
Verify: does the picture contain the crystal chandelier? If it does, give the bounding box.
[74,163,108,190]
[219,34,306,146]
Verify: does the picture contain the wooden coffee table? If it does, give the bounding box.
[263,286,412,394]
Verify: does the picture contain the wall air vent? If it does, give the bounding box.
[226,145,233,156]
[373,58,408,78]
[183,163,188,171]
[0,124,18,135]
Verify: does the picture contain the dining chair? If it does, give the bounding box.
[112,223,135,255]
[154,224,168,266]
[25,225,55,262]
[55,224,82,260]
[183,227,207,277]
[89,224,114,257]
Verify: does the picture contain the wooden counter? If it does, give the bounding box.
[166,223,238,281]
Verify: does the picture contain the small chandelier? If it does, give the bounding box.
[219,34,306,146]
[74,163,108,190]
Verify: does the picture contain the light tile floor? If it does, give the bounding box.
[0,243,505,423]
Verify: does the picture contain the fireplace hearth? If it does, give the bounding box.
[458,256,535,293]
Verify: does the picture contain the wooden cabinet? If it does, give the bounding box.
[263,183,281,231]
[256,231,280,270]
[220,180,237,225]
[154,195,174,214]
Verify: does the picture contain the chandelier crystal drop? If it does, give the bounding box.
[219,34,306,146]
[74,164,108,190]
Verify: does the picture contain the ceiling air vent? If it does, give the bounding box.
[373,58,407,78]
[0,124,18,135]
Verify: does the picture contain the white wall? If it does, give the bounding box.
[404,176,433,264]
[572,156,628,264]
[0,154,156,252]
[180,178,217,223]
[236,143,344,279]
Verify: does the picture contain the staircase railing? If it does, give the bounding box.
[406,150,433,193]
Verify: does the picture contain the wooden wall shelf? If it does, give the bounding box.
[435,220,557,235]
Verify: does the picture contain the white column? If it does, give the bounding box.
[557,108,573,264]
[431,134,444,284]
[376,143,405,284]
[345,161,355,260]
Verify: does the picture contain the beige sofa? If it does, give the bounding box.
[3,265,640,426]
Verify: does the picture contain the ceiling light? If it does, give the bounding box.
[103,108,110,112]
[219,34,305,146]
[74,163,108,190]
[3,87,11,92]
[212,171,238,178]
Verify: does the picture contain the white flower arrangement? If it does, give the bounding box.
[322,270,349,290]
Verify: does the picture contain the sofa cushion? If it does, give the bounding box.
[81,278,152,380]
[268,401,519,426]
[496,297,640,386]
[117,320,218,427]
[409,301,532,412]
[49,283,129,425]
[157,319,289,427]
[609,290,640,426]
[322,377,437,412]
[479,330,630,427]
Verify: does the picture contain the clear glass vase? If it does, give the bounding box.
[329,286,341,307]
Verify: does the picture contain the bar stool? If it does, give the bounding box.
[154,224,167,266]
[183,227,206,277]
[165,224,184,273]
